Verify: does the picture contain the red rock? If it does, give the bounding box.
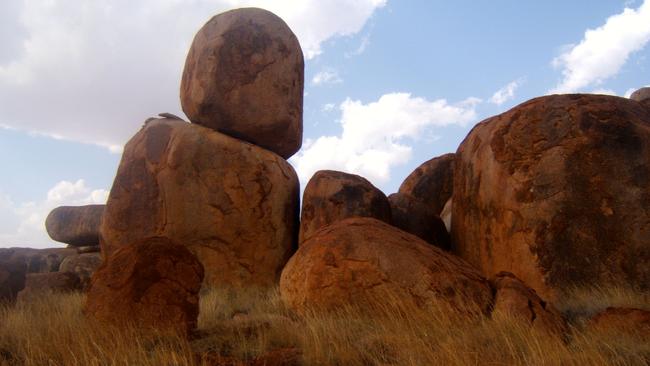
[299,170,391,244]
[588,307,650,335]
[181,8,304,159]
[387,192,450,249]
[452,94,650,301]
[399,153,455,215]
[281,217,493,315]
[630,87,650,107]
[17,272,82,302]
[0,259,26,303]
[84,237,204,335]
[59,253,102,290]
[100,117,299,287]
[491,272,567,336]
[0,247,77,273]
[45,205,104,246]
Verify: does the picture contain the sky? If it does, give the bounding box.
[1,0,649,248]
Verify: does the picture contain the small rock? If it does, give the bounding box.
[59,253,102,289]
[299,170,391,244]
[630,87,650,106]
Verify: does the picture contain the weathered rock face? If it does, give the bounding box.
[85,237,204,335]
[45,205,105,246]
[588,307,650,335]
[0,259,27,303]
[0,247,77,273]
[17,272,82,302]
[399,153,455,215]
[100,118,299,287]
[281,217,493,315]
[180,7,304,159]
[387,193,450,250]
[299,170,391,244]
[630,87,650,107]
[453,94,650,301]
[491,272,567,336]
[59,253,102,289]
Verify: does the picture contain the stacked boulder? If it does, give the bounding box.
[98,7,303,292]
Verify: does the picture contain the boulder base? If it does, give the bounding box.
[100,118,299,287]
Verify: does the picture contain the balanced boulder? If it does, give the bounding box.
[59,253,102,289]
[281,217,493,315]
[45,205,105,246]
[100,117,299,287]
[491,272,567,336]
[85,237,204,335]
[399,153,455,215]
[387,192,450,249]
[453,94,650,301]
[181,7,304,159]
[299,170,391,244]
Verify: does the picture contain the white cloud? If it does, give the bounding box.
[550,0,650,93]
[0,180,108,248]
[489,78,524,105]
[590,88,617,96]
[312,69,343,85]
[0,0,385,152]
[322,103,336,112]
[289,93,479,186]
[346,33,371,58]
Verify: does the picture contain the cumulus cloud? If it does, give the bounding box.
[312,69,343,85]
[0,0,385,152]
[0,180,108,248]
[489,78,524,105]
[290,93,480,186]
[550,0,650,93]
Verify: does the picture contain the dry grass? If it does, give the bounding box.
[0,286,648,366]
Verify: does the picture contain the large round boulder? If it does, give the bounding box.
[387,192,450,249]
[299,170,391,244]
[85,237,204,335]
[281,217,493,315]
[399,153,455,215]
[45,205,105,246]
[180,8,304,159]
[453,94,650,301]
[100,117,299,287]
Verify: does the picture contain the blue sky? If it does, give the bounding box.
[1,0,649,248]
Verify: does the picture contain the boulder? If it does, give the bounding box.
[630,87,650,107]
[0,259,27,303]
[453,94,650,301]
[398,153,455,214]
[587,307,650,335]
[281,217,493,315]
[491,272,567,336]
[440,198,452,232]
[45,205,105,246]
[85,237,204,335]
[0,247,77,273]
[299,170,391,244]
[17,272,82,302]
[100,117,299,287]
[387,193,450,249]
[59,253,102,289]
[180,8,304,159]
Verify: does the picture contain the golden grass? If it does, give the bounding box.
[0,286,648,366]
